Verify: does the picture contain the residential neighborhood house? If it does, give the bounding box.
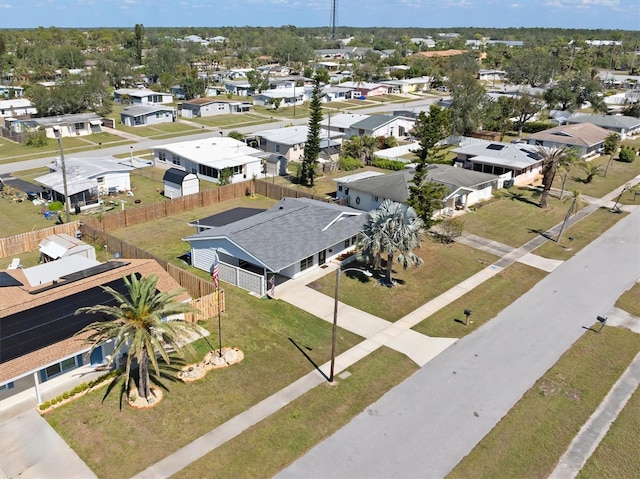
[0,98,37,118]
[180,98,251,118]
[153,137,265,184]
[564,113,640,140]
[120,105,176,127]
[113,88,174,105]
[525,122,612,158]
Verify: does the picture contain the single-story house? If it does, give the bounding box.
[338,81,388,97]
[180,98,251,118]
[0,98,36,118]
[154,137,265,185]
[20,113,103,138]
[39,233,96,262]
[320,113,370,137]
[113,88,174,105]
[321,86,351,102]
[452,140,543,186]
[223,80,251,96]
[163,168,199,199]
[477,69,507,82]
[347,114,416,139]
[252,126,343,163]
[564,113,640,140]
[120,105,176,127]
[183,197,365,294]
[335,165,499,214]
[0,85,25,98]
[525,123,612,158]
[0,259,189,408]
[252,88,307,108]
[34,157,133,210]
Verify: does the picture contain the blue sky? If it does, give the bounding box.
[1,0,638,31]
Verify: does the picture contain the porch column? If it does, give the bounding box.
[33,371,42,404]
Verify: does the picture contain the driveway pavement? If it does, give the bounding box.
[277,206,640,479]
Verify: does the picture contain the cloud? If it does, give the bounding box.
[0,3,12,7]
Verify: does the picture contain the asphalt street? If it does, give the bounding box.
[277,206,640,479]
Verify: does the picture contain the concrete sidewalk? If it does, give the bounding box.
[549,352,640,479]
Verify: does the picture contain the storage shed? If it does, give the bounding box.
[38,233,97,263]
[163,168,199,198]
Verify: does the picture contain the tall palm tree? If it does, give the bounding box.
[558,149,579,200]
[537,146,568,209]
[357,200,424,285]
[75,273,200,400]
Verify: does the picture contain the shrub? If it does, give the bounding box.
[47,201,64,212]
[339,156,364,171]
[227,130,244,141]
[50,397,58,405]
[39,401,51,410]
[618,146,636,163]
[372,157,406,171]
[24,128,49,147]
[521,121,553,134]
[62,392,70,399]
[435,217,465,243]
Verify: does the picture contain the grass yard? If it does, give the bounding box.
[173,347,418,479]
[114,122,201,138]
[45,285,365,479]
[189,113,274,129]
[308,239,498,322]
[0,194,59,237]
[534,207,628,261]
[108,196,278,265]
[553,156,640,199]
[412,262,547,338]
[447,326,640,479]
[462,187,568,247]
[615,281,640,317]
[577,387,640,479]
[253,104,312,119]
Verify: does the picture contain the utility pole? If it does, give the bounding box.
[330,0,338,41]
[54,128,71,223]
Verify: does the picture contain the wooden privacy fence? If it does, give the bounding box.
[185,291,225,323]
[0,221,81,259]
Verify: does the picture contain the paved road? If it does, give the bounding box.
[278,206,640,479]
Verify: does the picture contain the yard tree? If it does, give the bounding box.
[537,145,568,209]
[357,200,424,286]
[603,133,621,176]
[557,148,580,200]
[407,171,448,229]
[511,92,545,139]
[411,105,452,163]
[341,135,377,166]
[75,273,200,401]
[580,161,604,183]
[483,96,516,139]
[134,24,145,65]
[556,190,586,242]
[505,47,557,87]
[246,70,269,94]
[299,77,323,187]
[448,71,488,136]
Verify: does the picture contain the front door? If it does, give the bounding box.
[318,250,326,265]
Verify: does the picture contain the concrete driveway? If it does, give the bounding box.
[0,409,97,479]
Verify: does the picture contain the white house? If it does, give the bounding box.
[180,98,251,118]
[252,88,307,108]
[183,198,365,294]
[28,113,103,138]
[114,88,174,105]
[120,105,176,127]
[452,140,543,186]
[320,113,370,137]
[34,157,133,210]
[347,114,416,139]
[0,98,36,118]
[154,137,265,185]
[252,126,343,163]
[163,168,199,198]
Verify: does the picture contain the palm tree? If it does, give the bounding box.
[537,146,568,209]
[603,133,620,177]
[557,190,587,242]
[75,273,200,400]
[580,162,604,183]
[357,200,424,286]
[558,149,579,200]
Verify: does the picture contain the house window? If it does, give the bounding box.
[275,144,280,153]
[74,122,84,130]
[351,236,357,246]
[373,196,379,202]
[338,185,343,192]
[172,155,181,166]
[45,357,77,379]
[96,176,105,184]
[0,382,14,391]
[300,255,314,271]
[344,239,350,248]
[158,151,167,162]
[156,113,163,118]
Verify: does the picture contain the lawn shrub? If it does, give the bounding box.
[339,156,364,171]
[39,401,51,410]
[372,157,406,170]
[618,146,636,163]
[48,201,64,211]
[521,121,553,134]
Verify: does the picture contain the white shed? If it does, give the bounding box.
[38,233,97,262]
[163,168,199,198]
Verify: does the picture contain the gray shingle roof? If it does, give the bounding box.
[121,105,174,117]
[567,113,640,130]
[185,198,365,272]
[350,115,395,130]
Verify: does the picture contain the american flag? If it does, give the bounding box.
[269,274,275,296]
[212,251,220,289]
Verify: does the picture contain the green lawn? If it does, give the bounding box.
[553,156,640,199]
[462,187,568,247]
[108,196,278,266]
[534,207,628,260]
[114,122,201,138]
[308,239,498,322]
[615,281,640,317]
[578,387,640,479]
[447,326,640,479]
[173,347,418,479]
[412,262,547,338]
[46,285,366,479]
[189,113,274,128]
